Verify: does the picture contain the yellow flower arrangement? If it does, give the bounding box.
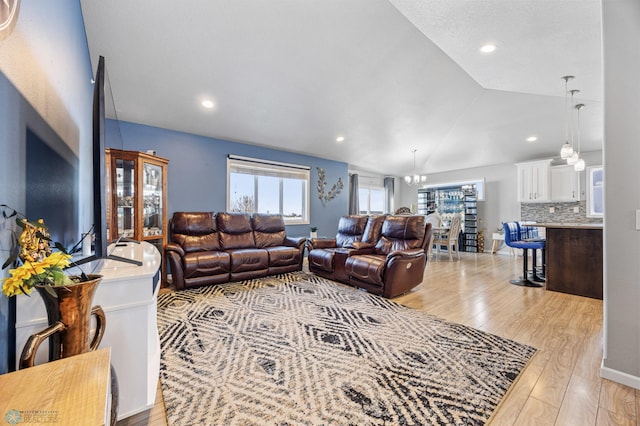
[1,215,75,297]
[2,251,73,297]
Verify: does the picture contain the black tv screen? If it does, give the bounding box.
[92,55,107,259]
[76,56,140,267]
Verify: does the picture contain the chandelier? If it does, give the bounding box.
[559,76,586,171]
[404,149,427,186]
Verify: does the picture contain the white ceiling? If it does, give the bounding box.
[80,0,602,176]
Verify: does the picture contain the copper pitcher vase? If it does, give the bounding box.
[19,274,106,369]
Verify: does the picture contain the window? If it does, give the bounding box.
[587,165,604,218]
[227,156,310,224]
[358,186,385,214]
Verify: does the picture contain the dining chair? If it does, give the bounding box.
[424,213,442,257]
[433,214,461,261]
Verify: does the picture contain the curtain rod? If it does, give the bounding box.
[348,170,395,179]
[228,154,310,170]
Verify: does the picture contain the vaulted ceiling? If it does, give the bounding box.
[80,0,602,176]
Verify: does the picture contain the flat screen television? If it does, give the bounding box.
[75,56,140,266]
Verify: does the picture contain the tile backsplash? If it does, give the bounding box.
[521,201,603,224]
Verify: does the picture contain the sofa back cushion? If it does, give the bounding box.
[170,212,220,253]
[375,215,426,255]
[336,215,368,248]
[217,212,256,249]
[253,214,286,247]
[362,215,387,243]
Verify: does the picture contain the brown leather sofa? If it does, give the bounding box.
[308,215,377,282]
[165,212,306,290]
[345,215,432,298]
[308,214,432,298]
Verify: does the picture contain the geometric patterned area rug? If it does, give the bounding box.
[157,272,536,425]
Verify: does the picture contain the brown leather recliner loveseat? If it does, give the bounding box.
[308,214,432,298]
[307,214,385,283]
[165,211,306,290]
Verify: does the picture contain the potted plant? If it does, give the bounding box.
[310,226,318,239]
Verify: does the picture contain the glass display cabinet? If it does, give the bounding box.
[105,148,169,256]
[417,184,480,253]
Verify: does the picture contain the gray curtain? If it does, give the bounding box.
[349,173,359,214]
[384,177,394,214]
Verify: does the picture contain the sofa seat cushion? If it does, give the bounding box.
[183,251,230,279]
[265,246,300,267]
[228,248,269,273]
[344,254,386,287]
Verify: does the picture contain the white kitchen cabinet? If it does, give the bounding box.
[551,165,580,201]
[516,159,552,202]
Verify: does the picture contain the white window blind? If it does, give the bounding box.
[227,155,310,224]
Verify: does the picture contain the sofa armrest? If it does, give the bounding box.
[346,247,376,256]
[284,236,307,251]
[381,250,427,298]
[308,238,337,251]
[350,241,375,250]
[164,243,186,290]
[386,248,425,261]
[165,242,185,258]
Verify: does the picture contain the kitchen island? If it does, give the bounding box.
[536,223,603,299]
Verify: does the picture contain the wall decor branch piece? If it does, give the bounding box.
[316,167,343,206]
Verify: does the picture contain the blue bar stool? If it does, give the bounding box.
[503,222,545,287]
[519,223,546,281]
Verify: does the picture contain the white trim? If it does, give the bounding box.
[601,361,640,390]
[228,154,310,170]
[586,165,604,218]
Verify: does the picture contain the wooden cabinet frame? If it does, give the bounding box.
[105,148,169,264]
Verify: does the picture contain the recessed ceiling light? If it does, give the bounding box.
[336,136,345,143]
[526,136,538,142]
[480,44,496,53]
[201,100,215,109]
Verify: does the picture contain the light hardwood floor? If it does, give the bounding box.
[118,252,639,425]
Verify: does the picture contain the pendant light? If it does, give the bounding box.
[559,76,575,160]
[566,89,580,166]
[404,149,427,186]
[573,103,586,171]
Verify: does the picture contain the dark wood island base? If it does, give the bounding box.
[538,223,603,300]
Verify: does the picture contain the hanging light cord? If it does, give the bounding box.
[575,104,585,155]
[564,78,570,143]
[569,89,579,147]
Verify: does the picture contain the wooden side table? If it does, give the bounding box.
[0,348,112,425]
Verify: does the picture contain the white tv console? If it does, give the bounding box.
[15,241,161,420]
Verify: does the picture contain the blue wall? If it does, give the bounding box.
[109,121,349,238]
[0,0,93,374]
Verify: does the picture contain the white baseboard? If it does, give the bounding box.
[601,361,640,390]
